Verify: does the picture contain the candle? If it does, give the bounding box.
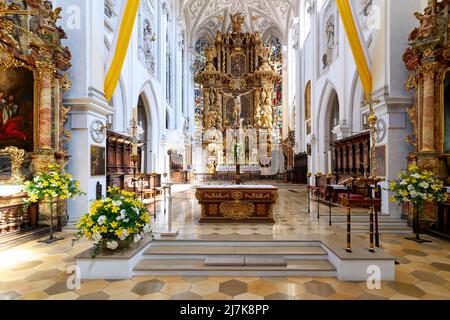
[141,147,145,173]
[328,151,332,174]
[132,107,138,137]
[164,155,169,173]
[132,142,138,157]
[152,153,157,172]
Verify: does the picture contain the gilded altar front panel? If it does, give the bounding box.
[196,186,278,223]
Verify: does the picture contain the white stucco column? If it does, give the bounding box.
[56,0,112,226]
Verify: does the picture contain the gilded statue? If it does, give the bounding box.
[230,13,244,34]
[204,46,217,63]
[413,7,435,40]
[215,31,222,43]
[254,89,261,128]
[0,17,20,51]
[260,89,273,129]
[259,46,273,72]
[204,46,217,71]
[215,90,223,131]
[205,109,217,129]
[49,7,63,24]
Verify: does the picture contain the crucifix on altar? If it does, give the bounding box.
[232,94,243,185]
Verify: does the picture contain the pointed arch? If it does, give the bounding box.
[316,80,340,172]
[138,80,162,172]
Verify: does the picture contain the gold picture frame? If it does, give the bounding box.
[0,146,25,184]
[439,68,450,156]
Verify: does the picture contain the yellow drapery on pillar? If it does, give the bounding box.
[336,0,372,99]
[104,0,140,102]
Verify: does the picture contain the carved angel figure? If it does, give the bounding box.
[230,13,244,34]
[0,17,20,50]
[414,7,435,40]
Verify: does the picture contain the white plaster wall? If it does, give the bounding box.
[294,0,422,215]
[55,0,189,222]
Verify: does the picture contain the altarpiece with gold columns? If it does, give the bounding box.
[0,0,72,237]
[195,13,281,173]
[403,0,450,235]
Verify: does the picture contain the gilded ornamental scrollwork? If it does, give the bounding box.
[0,147,25,184]
[196,186,278,223]
[220,201,254,221]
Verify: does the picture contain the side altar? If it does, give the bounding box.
[195,185,278,223]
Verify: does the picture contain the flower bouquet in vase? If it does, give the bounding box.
[75,187,153,258]
[23,163,85,244]
[389,164,447,243]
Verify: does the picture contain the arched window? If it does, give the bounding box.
[166,110,170,130]
[305,81,312,134]
[166,12,172,104]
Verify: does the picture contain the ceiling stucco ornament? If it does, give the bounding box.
[181,0,296,45]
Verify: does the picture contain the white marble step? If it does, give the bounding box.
[204,256,288,267]
[333,224,411,234]
[133,258,337,277]
[144,245,327,257]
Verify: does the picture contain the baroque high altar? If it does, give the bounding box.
[195,13,281,172]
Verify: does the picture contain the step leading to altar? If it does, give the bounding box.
[75,235,396,281]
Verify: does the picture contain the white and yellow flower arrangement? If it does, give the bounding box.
[389,163,447,242]
[75,187,153,258]
[389,163,447,207]
[23,163,85,209]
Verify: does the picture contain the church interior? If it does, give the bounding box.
[1,0,450,302]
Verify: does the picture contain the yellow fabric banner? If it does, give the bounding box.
[104,0,140,102]
[336,0,372,98]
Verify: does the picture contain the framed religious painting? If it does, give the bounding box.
[376,145,386,177]
[91,146,106,176]
[0,67,36,152]
[229,53,246,77]
[440,69,450,155]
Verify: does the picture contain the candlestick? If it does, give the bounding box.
[132,107,138,137]
[328,151,332,174]
[132,141,138,157]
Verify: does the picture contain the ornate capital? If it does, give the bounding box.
[420,62,438,81]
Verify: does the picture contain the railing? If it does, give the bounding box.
[193,173,285,182]
[0,202,38,235]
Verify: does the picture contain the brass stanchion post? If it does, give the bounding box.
[151,172,157,220]
[369,206,375,253]
[346,206,352,253]
[307,173,312,214]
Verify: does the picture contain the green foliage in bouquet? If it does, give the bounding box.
[389,163,448,210]
[75,187,153,258]
[23,163,85,210]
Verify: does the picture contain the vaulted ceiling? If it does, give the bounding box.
[180,0,298,45]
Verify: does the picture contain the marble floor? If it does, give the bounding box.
[1,183,450,300]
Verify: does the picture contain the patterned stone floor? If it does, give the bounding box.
[1,183,450,300]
